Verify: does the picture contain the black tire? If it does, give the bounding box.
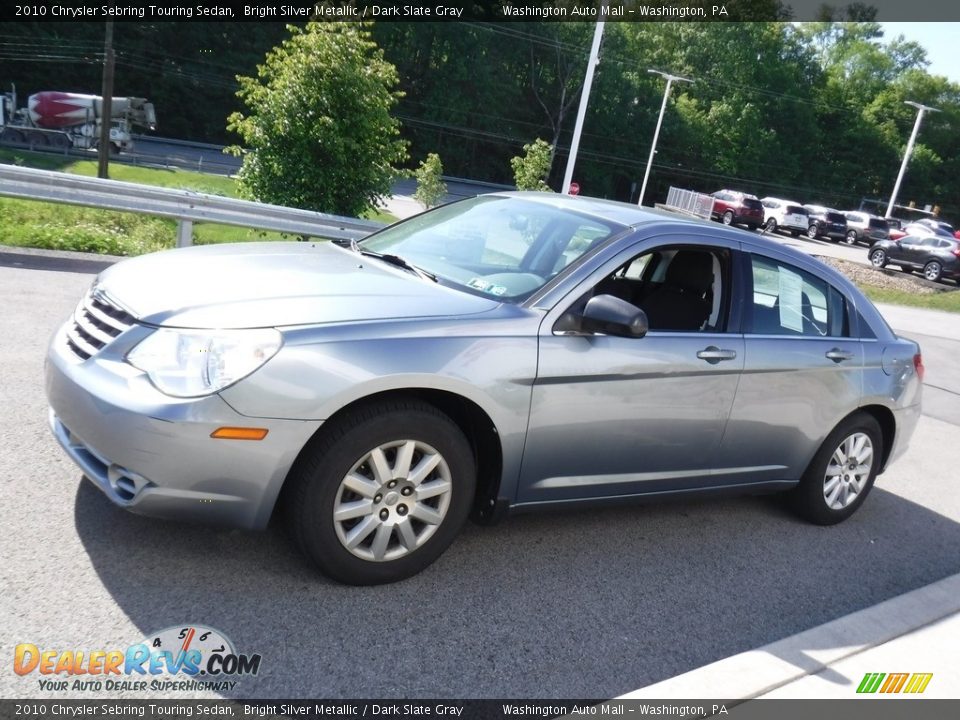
[869,248,887,268]
[287,399,476,585]
[924,260,943,282]
[789,229,800,237]
[722,210,735,226]
[807,224,819,239]
[765,218,777,233]
[899,265,913,274]
[788,412,883,526]
[846,230,857,244]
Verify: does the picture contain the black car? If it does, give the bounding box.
[805,205,848,242]
[869,234,960,283]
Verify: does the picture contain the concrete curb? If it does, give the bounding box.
[618,572,960,700]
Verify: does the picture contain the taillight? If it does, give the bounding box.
[952,247,960,258]
[913,352,925,381]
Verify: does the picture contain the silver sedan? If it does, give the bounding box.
[46,193,923,584]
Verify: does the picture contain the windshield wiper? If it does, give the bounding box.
[359,250,438,282]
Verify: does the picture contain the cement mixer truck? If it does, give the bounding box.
[0,87,156,153]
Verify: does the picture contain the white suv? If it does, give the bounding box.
[760,197,809,236]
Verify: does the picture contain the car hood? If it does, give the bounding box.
[95,242,500,329]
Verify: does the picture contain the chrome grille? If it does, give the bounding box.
[65,290,136,360]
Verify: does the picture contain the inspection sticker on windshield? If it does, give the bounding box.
[467,277,491,291]
[489,285,508,296]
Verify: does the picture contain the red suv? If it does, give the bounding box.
[710,190,764,230]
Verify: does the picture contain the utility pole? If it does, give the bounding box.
[561,0,608,195]
[97,20,114,179]
[637,70,692,207]
[885,101,940,219]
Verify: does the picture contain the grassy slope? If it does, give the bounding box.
[0,149,394,254]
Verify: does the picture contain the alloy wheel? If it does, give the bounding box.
[823,432,873,510]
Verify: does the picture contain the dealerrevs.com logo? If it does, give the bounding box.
[14,625,262,693]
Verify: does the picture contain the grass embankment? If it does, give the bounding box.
[861,286,960,313]
[0,149,395,255]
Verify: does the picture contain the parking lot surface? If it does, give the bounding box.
[2,251,959,700]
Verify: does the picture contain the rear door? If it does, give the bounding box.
[715,250,864,484]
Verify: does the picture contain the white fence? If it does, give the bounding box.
[664,186,714,219]
[0,164,384,247]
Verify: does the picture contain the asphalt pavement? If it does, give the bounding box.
[1,247,958,701]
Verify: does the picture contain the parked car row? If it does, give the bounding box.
[707,189,960,250]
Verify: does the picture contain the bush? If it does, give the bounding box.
[413,153,448,209]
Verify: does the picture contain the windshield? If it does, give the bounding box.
[360,196,623,302]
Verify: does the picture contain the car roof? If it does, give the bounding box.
[489,191,688,228]
[761,196,804,205]
[492,191,857,285]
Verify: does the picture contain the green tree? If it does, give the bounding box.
[510,139,554,191]
[413,153,448,209]
[227,22,407,216]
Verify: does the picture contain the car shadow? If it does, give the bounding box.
[73,479,960,699]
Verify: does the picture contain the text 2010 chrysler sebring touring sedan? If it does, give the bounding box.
[46,193,922,584]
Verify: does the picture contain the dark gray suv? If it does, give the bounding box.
[869,234,960,283]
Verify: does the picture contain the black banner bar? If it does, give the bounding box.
[4,1,960,23]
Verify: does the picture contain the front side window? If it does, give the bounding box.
[748,256,847,337]
[360,196,622,302]
[584,246,730,333]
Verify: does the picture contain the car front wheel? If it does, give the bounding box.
[722,210,734,226]
[788,412,882,525]
[807,224,819,239]
[869,248,887,268]
[765,218,777,233]
[924,260,943,282]
[846,230,857,244]
[287,399,476,585]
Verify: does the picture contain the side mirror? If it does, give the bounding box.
[554,294,648,338]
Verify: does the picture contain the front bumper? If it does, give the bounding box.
[45,321,322,530]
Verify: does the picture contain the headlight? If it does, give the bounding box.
[127,328,283,397]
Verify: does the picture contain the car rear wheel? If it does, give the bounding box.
[807,224,819,239]
[287,399,476,585]
[788,412,882,525]
[869,249,887,268]
[722,210,734,226]
[924,261,943,282]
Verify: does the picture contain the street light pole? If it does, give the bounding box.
[885,100,940,219]
[561,1,608,195]
[638,70,692,207]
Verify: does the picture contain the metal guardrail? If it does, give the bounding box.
[664,186,714,219]
[0,164,385,247]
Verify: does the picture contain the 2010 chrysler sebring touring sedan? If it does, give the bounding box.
[46,193,923,585]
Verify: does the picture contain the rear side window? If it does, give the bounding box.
[748,256,847,337]
[827,212,846,224]
[786,205,807,215]
[868,218,888,229]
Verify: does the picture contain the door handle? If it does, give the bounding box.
[825,348,854,363]
[697,346,737,364]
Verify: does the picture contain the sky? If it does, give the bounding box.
[878,23,960,85]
